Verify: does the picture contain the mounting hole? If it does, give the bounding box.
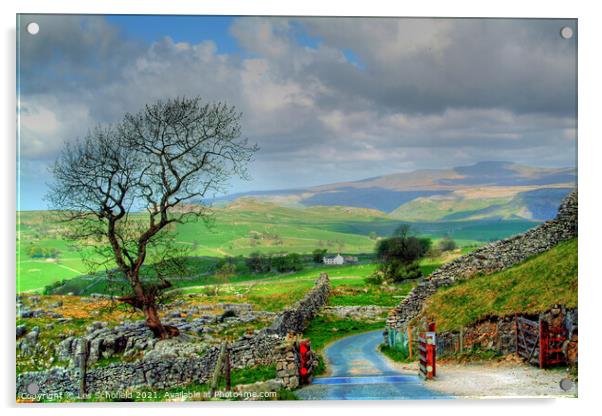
[560,26,573,40]
[27,382,40,395]
[559,378,574,391]
[26,22,40,35]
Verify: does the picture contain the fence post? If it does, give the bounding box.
[430,323,436,377]
[459,327,464,354]
[210,343,227,397]
[419,323,436,379]
[224,342,231,392]
[78,338,88,399]
[539,319,548,369]
[514,315,519,356]
[408,326,413,360]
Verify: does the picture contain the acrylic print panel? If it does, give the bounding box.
[16,15,577,402]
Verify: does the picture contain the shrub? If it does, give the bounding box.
[374,226,430,282]
[438,236,457,252]
[271,253,304,272]
[392,261,422,282]
[245,252,271,273]
[312,248,328,263]
[364,272,384,286]
[43,279,65,295]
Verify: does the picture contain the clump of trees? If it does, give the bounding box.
[312,248,328,263]
[245,252,272,273]
[272,253,303,272]
[370,224,431,284]
[26,244,60,259]
[245,252,304,273]
[48,97,257,339]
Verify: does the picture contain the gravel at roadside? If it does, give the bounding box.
[394,359,577,398]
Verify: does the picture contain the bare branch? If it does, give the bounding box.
[47,96,258,339]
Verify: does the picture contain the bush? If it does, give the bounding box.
[27,244,60,259]
[374,226,430,282]
[392,261,422,282]
[364,272,384,286]
[438,236,457,252]
[245,252,271,273]
[271,253,304,272]
[312,248,328,263]
[42,279,66,295]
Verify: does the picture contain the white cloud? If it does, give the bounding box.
[17,15,578,205]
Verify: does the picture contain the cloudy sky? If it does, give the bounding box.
[17,15,577,210]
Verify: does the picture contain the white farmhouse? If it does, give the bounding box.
[323,254,345,265]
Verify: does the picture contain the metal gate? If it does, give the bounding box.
[418,323,436,379]
[516,316,540,366]
[541,320,568,367]
[515,316,567,368]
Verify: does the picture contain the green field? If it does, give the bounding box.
[172,263,416,311]
[419,238,578,331]
[390,196,514,222]
[17,200,540,294]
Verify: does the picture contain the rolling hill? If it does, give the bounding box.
[17,199,540,293]
[213,161,576,221]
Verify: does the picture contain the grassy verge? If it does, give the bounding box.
[438,347,503,364]
[329,280,416,307]
[303,315,384,351]
[231,364,277,385]
[379,343,415,363]
[420,238,577,332]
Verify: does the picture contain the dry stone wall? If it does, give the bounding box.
[387,189,577,332]
[267,273,331,336]
[436,306,578,364]
[17,274,330,399]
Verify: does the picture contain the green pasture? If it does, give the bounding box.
[17,202,539,294]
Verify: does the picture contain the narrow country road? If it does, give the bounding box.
[296,330,451,400]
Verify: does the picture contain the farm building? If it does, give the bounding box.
[323,254,344,265]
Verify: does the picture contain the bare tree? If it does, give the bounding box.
[48,97,257,338]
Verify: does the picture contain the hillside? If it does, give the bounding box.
[389,187,573,222]
[418,238,577,332]
[214,162,576,220]
[17,200,541,293]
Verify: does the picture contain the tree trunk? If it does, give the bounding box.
[120,273,180,340]
[143,302,179,339]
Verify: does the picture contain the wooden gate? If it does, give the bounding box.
[418,323,436,379]
[515,316,567,368]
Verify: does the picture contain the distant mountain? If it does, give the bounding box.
[393,187,574,222]
[212,161,576,222]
